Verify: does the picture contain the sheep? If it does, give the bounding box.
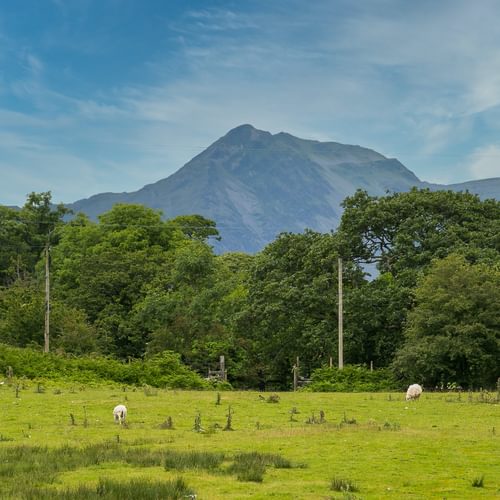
[405,384,423,401]
[113,404,127,424]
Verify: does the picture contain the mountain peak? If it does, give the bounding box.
[220,124,272,145]
[67,125,500,254]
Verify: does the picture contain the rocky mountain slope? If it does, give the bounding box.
[69,125,500,253]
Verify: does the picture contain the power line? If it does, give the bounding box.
[0,219,273,231]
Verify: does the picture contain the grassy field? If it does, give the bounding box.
[0,381,498,499]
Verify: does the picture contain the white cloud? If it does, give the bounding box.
[25,53,43,76]
[3,0,500,206]
[467,145,500,179]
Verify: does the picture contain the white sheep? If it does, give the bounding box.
[405,384,423,401]
[113,404,127,424]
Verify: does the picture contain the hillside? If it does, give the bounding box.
[69,125,500,253]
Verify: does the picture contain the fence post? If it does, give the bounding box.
[292,364,298,391]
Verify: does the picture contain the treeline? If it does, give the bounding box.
[0,189,499,389]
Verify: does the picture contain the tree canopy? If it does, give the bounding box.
[392,254,500,388]
[0,189,498,389]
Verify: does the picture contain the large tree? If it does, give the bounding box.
[392,254,500,388]
[50,204,183,358]
[132,241,251,383]
[0,192,69,285]
[338,188,500,282]
[344,273,412,368]
[239,230,365,386]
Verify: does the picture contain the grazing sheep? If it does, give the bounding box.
[113,404,127,424]
[406,384,423,401]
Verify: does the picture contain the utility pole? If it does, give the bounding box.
[338,257,343,369]
[44,239,50,353]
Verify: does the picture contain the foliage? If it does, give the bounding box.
[330,477,360,493]
[0,278,45,347]
[0,192,69,286]
[2,189,500,390]
[338,188,500,282]
[0,344,209,388]
[471,475,485,488]
[50,204,184,358]
[169,214,220,242]
[136,240,250,381]
[344,273,413,367]
[306,365,400,392]
[0,278,99,354]
[239,230,365,385]
[392,254,500,388]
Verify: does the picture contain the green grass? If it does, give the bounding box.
[0,381,498,499]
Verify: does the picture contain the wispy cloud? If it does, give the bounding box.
[1,0,500,206]
[467,145,500,180]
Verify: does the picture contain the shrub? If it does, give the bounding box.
[266,394,280,403]
[306,365,400,392]
[0,344,209,389]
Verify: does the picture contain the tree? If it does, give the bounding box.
[0,276,96,353]
[0,278,45,347]
[50,204,183,358]
[338,188,500,282]
[392,254,500,388]
[0,192,70,285]
[344,273,412,367]
[239,231,365,386]
[134,240,248,379]
[0,206,30,285]
[169,214,220,242]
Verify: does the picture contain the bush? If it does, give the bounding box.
[0,344,210,389]
[306,365,400,392]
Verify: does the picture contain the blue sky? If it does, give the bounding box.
[1,0,500,206]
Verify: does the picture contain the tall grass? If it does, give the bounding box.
[330,477,360,493]
[227,451,293,482]
[14,477,193,499]
[164,450,225,471]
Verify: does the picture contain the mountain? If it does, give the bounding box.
[68,125,500,253]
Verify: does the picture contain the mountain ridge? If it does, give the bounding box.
[63,124,500,253]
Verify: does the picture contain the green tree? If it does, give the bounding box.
[169,214,220,242]
[344,273,412,367]
[135,240,248,379]
[0,192,69,285]
[392,254,500,388]
[239,231,365,386]
[51,204,183,358]
[338,188,500,282]
[0,206,30,285]
[0,278,44,347]
[0,277,96,353]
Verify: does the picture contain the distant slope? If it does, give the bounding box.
[68,125,500,253]
[423,177,500,200]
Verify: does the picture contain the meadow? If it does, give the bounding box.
[0,382,498,499]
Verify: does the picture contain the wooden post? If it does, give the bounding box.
[220,355,226,381]
[370,360,373,372]
[329,357,333,368]
[338,257,343,369]
[44,241,50,353]
[292,364,298,392]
